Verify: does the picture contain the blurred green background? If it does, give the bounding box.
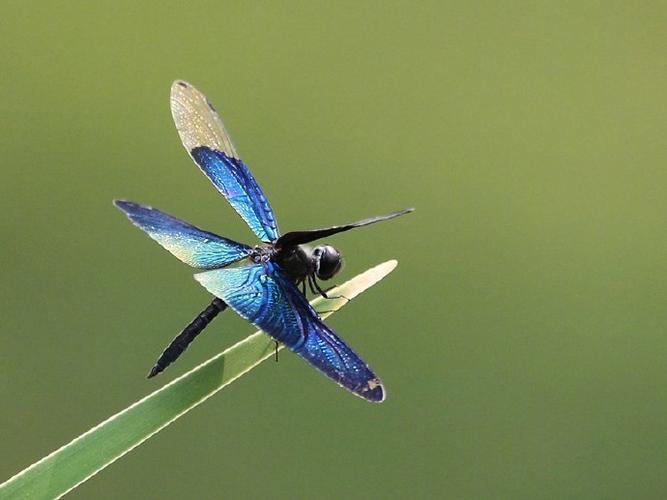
[1,1,666,498]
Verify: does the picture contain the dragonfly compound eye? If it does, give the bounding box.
[315,245,342,280]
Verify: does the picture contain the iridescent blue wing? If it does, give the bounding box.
[114,200,251,269]
[170,81,279,243]
[195,262,385,402]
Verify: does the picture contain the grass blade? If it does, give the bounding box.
[0,260,398,499]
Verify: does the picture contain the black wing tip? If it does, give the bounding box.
[113,199,140,210]
[374,206,413,225]
[360,380,386,403]
[113,200,141,221]
[113,199,136,217]
[371,206,414,222]
[113,199,156,217]
[393,207,414,217]
[146,365,162,379]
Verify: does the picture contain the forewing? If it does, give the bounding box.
[276,208,414,248]
[170,81,279,243]
[114,200,251,269]
[195,263,385,402]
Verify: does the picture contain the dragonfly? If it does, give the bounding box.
[114,81,413,402]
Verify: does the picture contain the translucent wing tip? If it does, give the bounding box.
[169,79,239,160]
[170,80,197,100]
[172,79,191,90]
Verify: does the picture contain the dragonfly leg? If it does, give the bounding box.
[274,340,279,362]
[310,275,351,302]
[307,274,322,297]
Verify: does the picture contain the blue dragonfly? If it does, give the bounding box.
[115,81,412,402]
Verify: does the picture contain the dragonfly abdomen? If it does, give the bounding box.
[147,298,228,378]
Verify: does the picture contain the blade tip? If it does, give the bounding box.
[369,260,398,280]
[367,259,399,281]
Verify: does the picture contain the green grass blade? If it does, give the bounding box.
[0,260,398,500]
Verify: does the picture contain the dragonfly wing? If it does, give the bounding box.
[276,208,414,248]
[195,263,385,402]
[114,200,251,269]
[170,81,279,243]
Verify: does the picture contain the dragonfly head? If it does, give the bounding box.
[312,245,342,280]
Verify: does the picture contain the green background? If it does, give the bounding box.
[1,2,666,498]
